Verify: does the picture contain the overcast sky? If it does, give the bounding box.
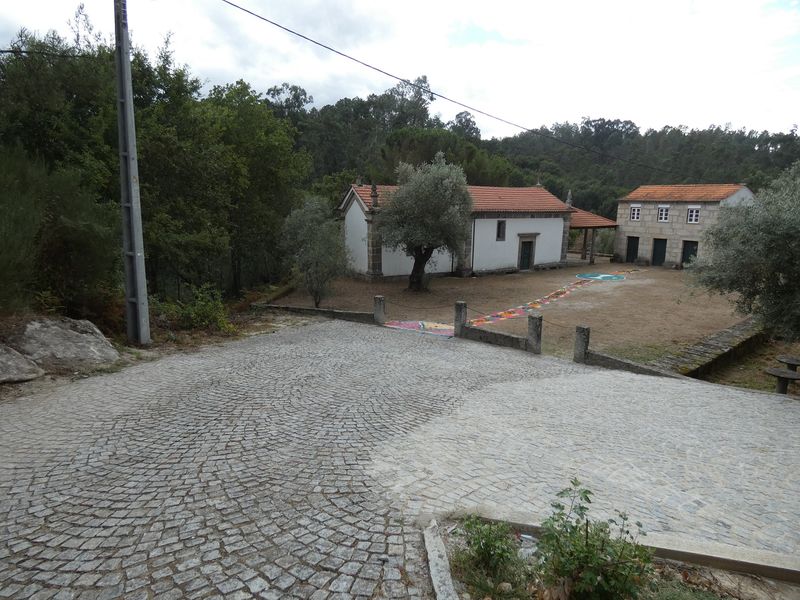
[2,0,799,139]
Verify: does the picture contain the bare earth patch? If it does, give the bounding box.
[279,257,741,358]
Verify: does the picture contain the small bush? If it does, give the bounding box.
[454,517,529,598]
[535,478,653,599]
[462,517,519,574]
[150,284,235,333]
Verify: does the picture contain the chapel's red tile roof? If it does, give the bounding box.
[623,184,747,202]
[569,207,617,229]
[348,184,571,213]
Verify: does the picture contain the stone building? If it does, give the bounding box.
[339,183,577,279]
[614,184,754,267]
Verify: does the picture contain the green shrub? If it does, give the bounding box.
[462,516,519,574]
[536,478,653,599]
[150,284,234,333]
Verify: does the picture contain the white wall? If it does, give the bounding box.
[381,246,453,277]
[472,216,564,271]
[343,199,368,274]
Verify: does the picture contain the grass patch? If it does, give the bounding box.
[643,580,721,600]
[704,338,800,397]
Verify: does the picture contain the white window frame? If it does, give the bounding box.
[657,205,670,223]
[629,204,641,221]
[686,206,700,224]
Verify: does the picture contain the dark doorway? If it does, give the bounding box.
[652,238,667,266]
[681,240,698,265]
[625,236,639,263]
[519,240,534,270]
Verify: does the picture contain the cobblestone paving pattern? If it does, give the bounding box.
[0,320,589,599]
[2,321,798,600]
[370,371,800,556]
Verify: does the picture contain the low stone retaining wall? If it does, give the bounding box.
[252,303,375,325]
[651,317,766,377]
[585,350,685,379]
[460,324,530,352]
[454,301,542,354]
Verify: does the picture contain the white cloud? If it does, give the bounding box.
[2,0,799,138]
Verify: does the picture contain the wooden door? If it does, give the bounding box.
[519,240,534,270]
[625,236,639,263]
[652,238,667,266]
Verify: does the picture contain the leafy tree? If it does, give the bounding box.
[283,197,348,307]
[310,169,359,209]
[204,80,310,294]
[0,147,47,311]
[376,127,526,186]
[34,166,119,320]
[692,161,800,339]
[377,152,472,291]
[447,110,481,141]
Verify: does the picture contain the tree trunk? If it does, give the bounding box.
[408,247,435,291]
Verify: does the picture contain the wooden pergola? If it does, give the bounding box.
[568,208,617,265]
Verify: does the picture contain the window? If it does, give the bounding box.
[657,206,670,222]
[629,206,641,221]
[687,207,700,224]
[496,220,506,241]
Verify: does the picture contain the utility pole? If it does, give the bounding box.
[114,0,150,345]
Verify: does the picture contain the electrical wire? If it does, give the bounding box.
[218,0,675,174]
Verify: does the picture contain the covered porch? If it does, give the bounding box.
[568,207,617,265]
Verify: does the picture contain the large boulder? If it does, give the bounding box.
[9,317,120,373]
[0,344,44,383]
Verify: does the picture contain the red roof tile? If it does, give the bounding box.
[348,184,570,213]
[569,207,616,229]
[623,184,747,202]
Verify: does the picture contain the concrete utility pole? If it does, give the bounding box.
[114,0,150,344]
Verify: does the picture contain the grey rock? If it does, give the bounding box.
[0,343,44,383]
[9,317,119,372]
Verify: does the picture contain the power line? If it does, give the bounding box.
[218,0,674,174]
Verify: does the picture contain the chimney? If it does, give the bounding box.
[356,176,362,186]
[370,183,379,208]
[566,189,573,206]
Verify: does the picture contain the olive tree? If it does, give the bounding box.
[377,152,472,291]
[283,197,348,307]
[692,161,800,339]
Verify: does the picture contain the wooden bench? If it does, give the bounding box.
[776,354,800,372]
[765,367,800,394]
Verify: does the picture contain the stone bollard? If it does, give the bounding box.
[454,301,468,337]
[527,312,542,354]
[574,325,590,363]
[373,295,386,325]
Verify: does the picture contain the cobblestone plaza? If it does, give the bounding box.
[1,320,798,598]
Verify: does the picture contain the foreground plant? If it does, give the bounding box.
[535,478,653,599]
[454,516,530,598]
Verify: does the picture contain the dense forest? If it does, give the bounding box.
[2,17,799,329]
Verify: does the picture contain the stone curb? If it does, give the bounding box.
[422,520,459,600]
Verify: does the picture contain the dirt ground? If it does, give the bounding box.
[704,339,800,398]
[279,256,743,359]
